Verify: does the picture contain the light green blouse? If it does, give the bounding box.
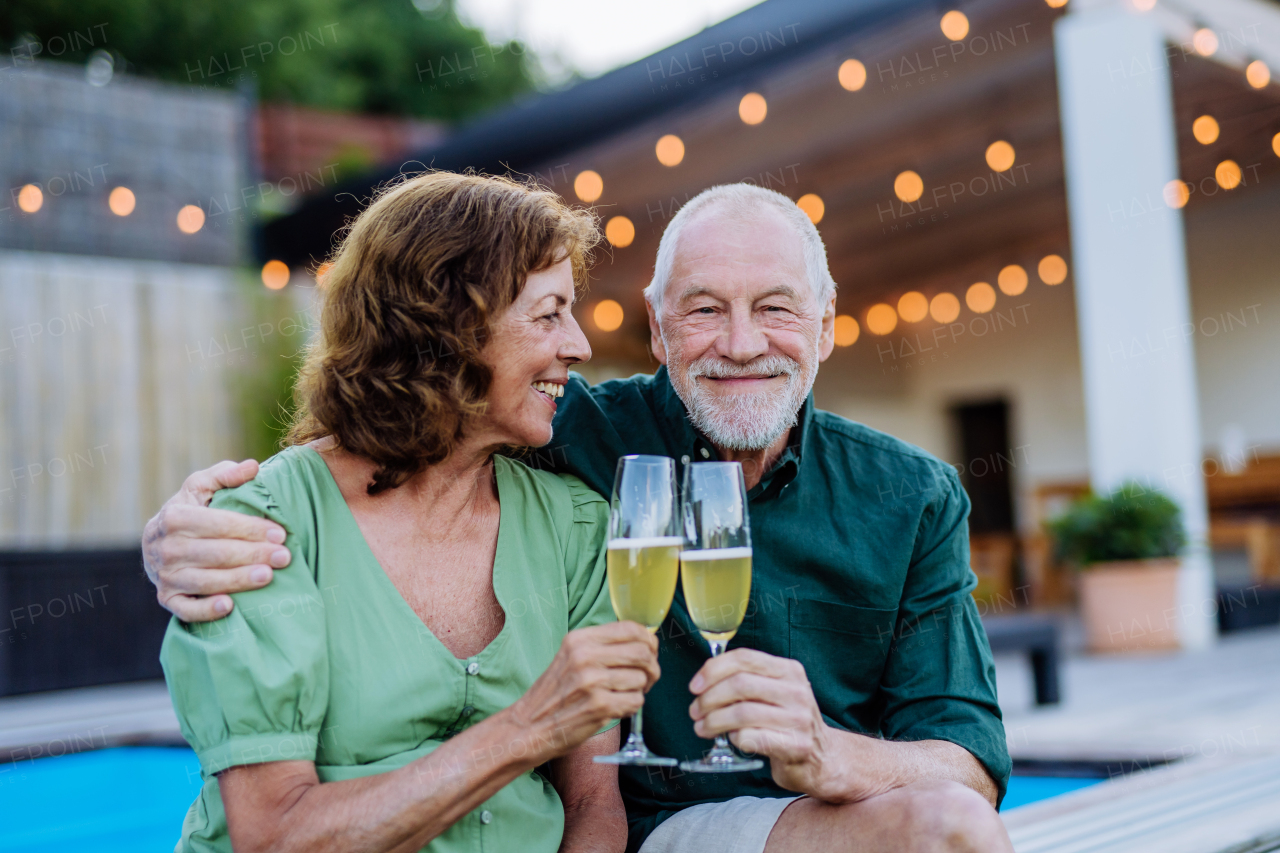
[161,446,617,853]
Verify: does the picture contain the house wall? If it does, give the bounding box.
[256,103,445,185]
[1184,183,1280,459]
[812,177,1280,534]
[815,268,1086,533]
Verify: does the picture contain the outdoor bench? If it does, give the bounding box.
[982,613,1061,706]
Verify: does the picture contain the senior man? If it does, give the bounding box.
[143,183,1012,853]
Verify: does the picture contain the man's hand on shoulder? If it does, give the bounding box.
[143,459,291,623]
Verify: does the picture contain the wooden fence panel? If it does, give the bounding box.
[0,250,248,547]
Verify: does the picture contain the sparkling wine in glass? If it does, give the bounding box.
[679,460,763,773]
[593,455,680,767]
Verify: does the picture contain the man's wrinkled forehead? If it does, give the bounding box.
[666,203,808,299]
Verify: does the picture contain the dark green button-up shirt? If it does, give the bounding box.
[525,367,1009,850]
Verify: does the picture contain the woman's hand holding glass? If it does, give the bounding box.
[594,455,683,766]
[505,621,660,757]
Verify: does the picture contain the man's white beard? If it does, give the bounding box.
[669,351,817,451]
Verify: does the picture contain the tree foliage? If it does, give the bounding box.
[1,0,539,120]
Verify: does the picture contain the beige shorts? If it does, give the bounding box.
[638,795,803,853]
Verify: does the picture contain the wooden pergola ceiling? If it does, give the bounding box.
[540,0,1071,360]
[1173,51,1280,200]
[534,0,1280,365]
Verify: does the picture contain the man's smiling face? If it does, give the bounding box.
[648,202,835,451]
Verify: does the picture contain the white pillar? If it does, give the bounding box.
[1055,2,1215,648]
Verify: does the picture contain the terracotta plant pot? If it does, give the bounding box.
[1077,558,1182,653]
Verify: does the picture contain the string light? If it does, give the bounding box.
[1192,115,1219,145]
[655,135,685,167]
[594,299,624,331]
[897,292,928,323]
[796,193,825,224]
[940,11,969,41]
[17,184,42,213]
[605,216,635,248]
[1038,255,1068,285]
[894,170,924,202]
[1192,28,1218,57]
[838,60,867,91]
[176,204,205,233]
[108,186,135,216]
[997,264,1028,296]
[1246,60,1270,89]
[966,282,996,313]
[842,253,1074,334]
[985,141,1016,172]
[739,92,767,125]
[1163,180,1190,209]
[574,170,603,203]
[262,260,290,289]
[1215,160,1242,190]
[834,315,860,346]
[930,293,961,323]
[866,304,898,335]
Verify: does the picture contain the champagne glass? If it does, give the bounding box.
[678,461,764,773]
[594,455,681,767]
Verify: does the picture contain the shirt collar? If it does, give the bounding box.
[652,366,813,501]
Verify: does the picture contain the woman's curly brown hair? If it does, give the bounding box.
[287,171,600,494]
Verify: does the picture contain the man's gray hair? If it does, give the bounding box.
[643,183,837,318]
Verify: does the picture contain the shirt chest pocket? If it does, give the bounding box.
[788,598,897,725]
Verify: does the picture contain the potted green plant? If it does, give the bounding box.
[1050,484,1188,653]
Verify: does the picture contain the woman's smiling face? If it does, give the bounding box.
[476,257,591,449]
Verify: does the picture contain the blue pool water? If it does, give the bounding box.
[1001,774,1102,810]
[0,747,203,853]
[0,747,1100,851]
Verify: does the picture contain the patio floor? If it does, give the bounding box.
[1002,751,1280,853]
[994,623,1280,766]
[0,681,180,763]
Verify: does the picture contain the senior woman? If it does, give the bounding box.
[160,173,658,853]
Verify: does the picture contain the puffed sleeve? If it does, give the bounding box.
[560,474,617,633]
[160,475,329,776]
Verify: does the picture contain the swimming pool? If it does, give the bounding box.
[1001,774,1101,810]
[0,747,203,853]
[0,747,1101,852]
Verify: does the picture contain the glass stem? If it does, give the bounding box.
[706,640,733,756]
[631,705,644,745]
